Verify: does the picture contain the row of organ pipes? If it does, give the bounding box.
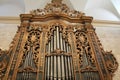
[45,26,74,80]
[17,36,37,80]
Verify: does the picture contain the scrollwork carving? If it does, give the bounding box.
[75,30,96,68]
[104,51,118,74]
[19,27,41,69]
[0,49,8,79]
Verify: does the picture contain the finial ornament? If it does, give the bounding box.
[52,0,62,3]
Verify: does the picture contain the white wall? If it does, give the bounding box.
[0,24,18,50]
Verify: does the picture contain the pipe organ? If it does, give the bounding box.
[0,0,118,80]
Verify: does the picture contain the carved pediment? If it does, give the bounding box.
[30,0,84,18]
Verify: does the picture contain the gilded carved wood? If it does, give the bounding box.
[0,0,118,80]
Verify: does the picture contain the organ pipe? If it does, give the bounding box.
[54,56,57,80]
[50,56,53,80]
[61,55,65,79]
[56,26,60,49]
[51,36,53,52]
[60,32,63,51]
[63,39,66,52]
[58,56,61,79]
[50,35,53,80]
[68,57,71,79]
[54,30,57,50]
[48,42,50,53]
[65,56,68,80]
[45,57,47,79]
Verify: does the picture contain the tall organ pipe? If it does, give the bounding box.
[56,26,61,79]
[46,42,50,79]
[60,32,65,79]
[53,30,57,80]
[66,43,70,79]
[45,41,47,79]
[50,35,54,80]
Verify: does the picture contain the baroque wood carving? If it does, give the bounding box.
[0,0,118,80]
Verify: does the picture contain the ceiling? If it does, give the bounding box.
[0,0,120,21]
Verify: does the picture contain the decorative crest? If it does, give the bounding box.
[52,0,62,3]
[30,0,85,18]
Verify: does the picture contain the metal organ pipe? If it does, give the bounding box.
[54,55,57,80]
[61,55,65,79]
[51,36,53,52]
[56,26,61,79]
[56,26,60,49]
[54,29,57,50]
[70,57,73,79]
[45,44,47,79]
[47,42,51,79]
[50,35,53,80]
[48,41,51,53]
[63,39,66,53]
[60,32,65,79]
[60,32,63,51]
[66,43,69,53]
[53,29,57,80]
[68,56,71,79]
[45,57,48,80]
[67,45,72,79]
[64,56,68,80]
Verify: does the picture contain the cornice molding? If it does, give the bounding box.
[92,19,120,27]
[0,16,120,27]
[0,16,20,24]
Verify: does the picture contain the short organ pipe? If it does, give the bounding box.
[61,55,65,79]
[45,57,48,79]
[57,56,61,79]
[65,56,68,80]
[54,56,57,80]
[60,32,63,51]
[68,57,72,79]
[53,30,57,50]
[63,39,66,52]
[50,56,53,80]
[48,42,50,53]
[47,57,50,79]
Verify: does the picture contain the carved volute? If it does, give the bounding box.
[0,0,118,80]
